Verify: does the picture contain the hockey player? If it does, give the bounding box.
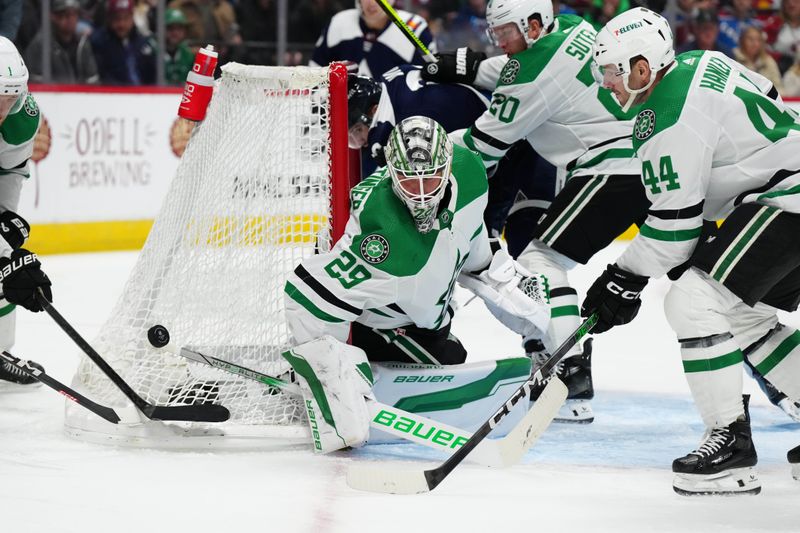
[424,0,646,423]
[0,37,53,387]
[310,0,436,79]
[283,116,550,453]
[584,7,800,495]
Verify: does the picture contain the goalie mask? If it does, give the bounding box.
[486,0,554,49]
[0,36,28,123]
[385,116,452,234]
[592,8,674,112]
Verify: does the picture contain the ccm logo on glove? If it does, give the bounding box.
[605,281,642,300]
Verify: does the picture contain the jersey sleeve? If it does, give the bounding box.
[616,123,712,278]
[0,95,40,176]
[309,23,331,67]
[474,55,508,91]
[284,214,398,344]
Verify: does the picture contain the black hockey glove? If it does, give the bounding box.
[421,47,486,85]
[0,249,52,312]
[0,210,30,250]
[581,264,648,334]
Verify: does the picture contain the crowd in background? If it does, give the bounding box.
[5,0,800,95]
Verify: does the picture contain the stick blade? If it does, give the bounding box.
[497,377,568,467]
[347,463,432,494]
[147,404,231,423]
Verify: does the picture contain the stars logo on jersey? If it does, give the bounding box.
[23,95,38,117]
[500,59,521,85]
[360,234,389,264]
[634,109,656,141]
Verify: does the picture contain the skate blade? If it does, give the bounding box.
[673,467,761,496]
[553,399,594,424]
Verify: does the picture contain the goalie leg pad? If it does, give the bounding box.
[282,336,373,453]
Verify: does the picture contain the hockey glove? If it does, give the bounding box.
[421,47,486,85]
[0,210,30,250]
[581,264,648,334]
[0,249,52,312]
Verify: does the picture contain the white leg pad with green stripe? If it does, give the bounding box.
[0,299,15,351]
[744,324,800,401]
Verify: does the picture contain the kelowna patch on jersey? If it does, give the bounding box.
[23,95,38,117]
[634,109,656,141]
[500,59,521,85]
[360,234,390,264]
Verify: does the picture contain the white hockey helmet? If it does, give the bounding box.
[486,0,554,48]
[593,7,674,111]
[385,116,452,234]
[0,36,28,115]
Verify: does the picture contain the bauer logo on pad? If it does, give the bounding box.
[360,234,389,264]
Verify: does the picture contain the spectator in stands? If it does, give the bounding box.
[583,0,630,31]
[133,0,158,37]
[14,0,40,53]
[289,0,347,49]
[735,25,784,92]
[442,0,491,51]
[718,0,762,57]
[772,0,800,73]
[0,0,22,40]
[164,8,194,85]
[24,0,99,84]
[168,0,240,46]
[90,0,157,85]
[781,48,800,96]
[235,0,278,66]
[310,0,436,78]
[677,8,723,54]
[661,0,698,50]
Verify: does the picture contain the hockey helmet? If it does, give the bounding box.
[0,37,28,117]
[347,74,382,128]
[385,116,452,234]
[486,0,554,48]
[593,7,674,111]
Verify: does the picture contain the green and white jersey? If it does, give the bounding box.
[453,15,639,179]
[617,51,800,278]
[285,145,490,344]
[0,94,40,180]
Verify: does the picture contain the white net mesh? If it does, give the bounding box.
[67,64,342,439]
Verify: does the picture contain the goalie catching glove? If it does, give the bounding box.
[421,47,486,85]
[282,336,374,453]
[458,245,550,339]
[0,249,52,312]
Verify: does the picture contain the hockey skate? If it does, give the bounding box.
[527,338,593,424]
[0,358,43,389]
[789,445,800,481]
[672,396,760,496]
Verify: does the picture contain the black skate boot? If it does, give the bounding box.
[788,444,800,481]
[526,338,594,424]
[0,358,43,387]
[672,395,760,496]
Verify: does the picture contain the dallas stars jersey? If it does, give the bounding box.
[617,51,800,278]
[453,15,639,178]
[0,94,39,180]
[284,145,490,345]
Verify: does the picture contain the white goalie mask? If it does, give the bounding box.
[384,116,452,234]
[486,0,554,48]
[592,8,674,112]
[0,36,28,118]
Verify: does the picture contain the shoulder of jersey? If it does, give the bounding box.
[0,94,40,146]
[451,144,488,208]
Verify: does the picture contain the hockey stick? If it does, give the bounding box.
[33,290,230,423]
[145,325,508,465]
[0,350,141,424]
[375,0,436,63]
[346,314,598,494]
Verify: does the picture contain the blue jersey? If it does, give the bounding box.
[368,65,491,157]
[310,9,435,79]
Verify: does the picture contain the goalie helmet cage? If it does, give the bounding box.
[64,62,351,448]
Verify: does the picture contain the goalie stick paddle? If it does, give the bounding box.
[375,0,436,63]
[33,290,230,423]
[0,350,139,424]
[346,314,598,494]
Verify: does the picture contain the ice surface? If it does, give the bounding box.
[1,243,798,533]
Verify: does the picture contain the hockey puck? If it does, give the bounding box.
[147,325,170,348]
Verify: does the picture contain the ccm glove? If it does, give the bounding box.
[421,47,486,84]
[581,264,648,334]
[0,249,52,312]
[0,210,30,250]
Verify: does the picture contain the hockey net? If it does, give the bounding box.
[64,63,351,447]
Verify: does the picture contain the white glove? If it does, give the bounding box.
[458,246,550,338]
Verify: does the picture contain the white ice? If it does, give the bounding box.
[1,242,798,533]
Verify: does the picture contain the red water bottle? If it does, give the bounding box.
[178,45,218,121]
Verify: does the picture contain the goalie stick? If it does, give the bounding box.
[33,290,230,423]
[0,350,141,424]
[146,325,567,468]
[375,0,436,63]
[346,314,598,494]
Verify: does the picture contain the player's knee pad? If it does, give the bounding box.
[516,239,575,288]
[728,301,779,352]
[664,269,732,339]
